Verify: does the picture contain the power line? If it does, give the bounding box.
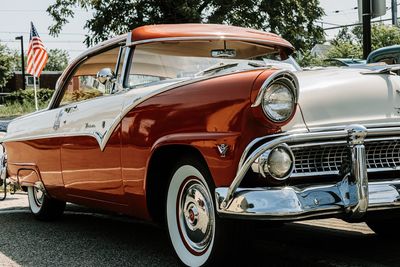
[316,20,341,26]
[0,39,84,43]
[323,17,398,30]
[0,9,87,13]
[0,31,85,36]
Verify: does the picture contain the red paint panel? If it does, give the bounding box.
[4,138,65,199]
[121,69,283,197]
[60,124,125,205]
[132,24,294,54]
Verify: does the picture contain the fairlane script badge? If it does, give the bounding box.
[85,123,96,129]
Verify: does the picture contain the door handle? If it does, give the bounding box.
[64,105,78,113]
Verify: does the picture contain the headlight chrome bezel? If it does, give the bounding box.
[261,82,295,122]
[251,70,298,123]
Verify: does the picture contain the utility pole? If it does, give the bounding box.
[393,0,398,25]
[362,0,372,59]
[15,36,25,90]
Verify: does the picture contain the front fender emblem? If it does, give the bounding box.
[217,144,229,157]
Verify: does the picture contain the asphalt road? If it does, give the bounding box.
[0,193,399,267]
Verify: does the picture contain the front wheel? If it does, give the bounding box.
[166,159,230,266]
[27,185,66,221]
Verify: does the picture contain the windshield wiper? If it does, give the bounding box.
[197,62,239,76]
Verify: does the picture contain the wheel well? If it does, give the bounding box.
[146,144,208,224]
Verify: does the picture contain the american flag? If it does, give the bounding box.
[27,22,48,77]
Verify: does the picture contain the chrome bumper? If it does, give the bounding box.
[215,180,400,220]
[216,124,400,220]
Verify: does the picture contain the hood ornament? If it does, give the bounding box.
[217,144,229,157]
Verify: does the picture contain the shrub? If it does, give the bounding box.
[5,88,54,106]
[0,88,55,118]
[62,88,103,103]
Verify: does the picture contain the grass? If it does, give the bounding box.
[0,101,49,118]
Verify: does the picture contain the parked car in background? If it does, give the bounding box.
[367,45,400,64]
[2,24,400,266]
[324,57,366,67]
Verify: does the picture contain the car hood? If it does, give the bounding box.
[285,68,400,132]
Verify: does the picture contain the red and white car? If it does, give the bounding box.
[1,24,400,266]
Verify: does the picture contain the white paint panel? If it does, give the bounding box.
[3,80,183,150]
[294,68,400,129]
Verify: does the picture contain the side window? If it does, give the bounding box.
[59,46,122,107]
[379,57,396,65]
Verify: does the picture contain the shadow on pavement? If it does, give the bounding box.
[0,210,398,267]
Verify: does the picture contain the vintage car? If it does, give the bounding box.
[2,24,400,266]
[367,44,400,64]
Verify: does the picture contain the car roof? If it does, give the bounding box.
[130,24,295,56]
[367,45,400,62]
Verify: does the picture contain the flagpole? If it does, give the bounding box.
[33,74,38,111]
[32,54,38,111]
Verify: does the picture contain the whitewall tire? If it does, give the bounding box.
[27,185,66,221]
[166,159,229,266]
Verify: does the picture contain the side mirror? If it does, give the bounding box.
[96,68,116,84]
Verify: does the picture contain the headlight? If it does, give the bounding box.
[262,83,295,122]
[252,144,294,181]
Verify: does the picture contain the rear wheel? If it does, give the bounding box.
[166,159,230,266]
[27,185,66,221]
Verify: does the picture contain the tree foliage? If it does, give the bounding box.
[44,49,69,71]
[13,49,69,72]
[329,24,400,58]
[47,0,325,51]
[0,44,17,88]
[295,49,324,67]
[326,42,362,59]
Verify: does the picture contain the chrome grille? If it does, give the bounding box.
[291,140,400,176]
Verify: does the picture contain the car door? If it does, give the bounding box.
[57,46,128,207]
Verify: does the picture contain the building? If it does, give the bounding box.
[1,71,62,94]
[0,71,62,104]
[311,44,332,57]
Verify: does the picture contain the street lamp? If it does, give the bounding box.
[15,36,25,90]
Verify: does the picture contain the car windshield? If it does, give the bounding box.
[126,40,299,89]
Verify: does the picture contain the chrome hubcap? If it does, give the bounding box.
[178,178,214,254]
[33,187,44,206]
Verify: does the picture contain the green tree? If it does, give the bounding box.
[326,42,362,59]
[295,49,324,67]
[13,49,69,72]
[370,24,400,50]
[329,24,400,59]
[331,27,354,46]
[44,49,69,71]
[0,44,17,88]
[47,0,325,51]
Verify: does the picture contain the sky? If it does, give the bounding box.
[320,0,395,39]
[0,0,91,59]
[0,0,397,61]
